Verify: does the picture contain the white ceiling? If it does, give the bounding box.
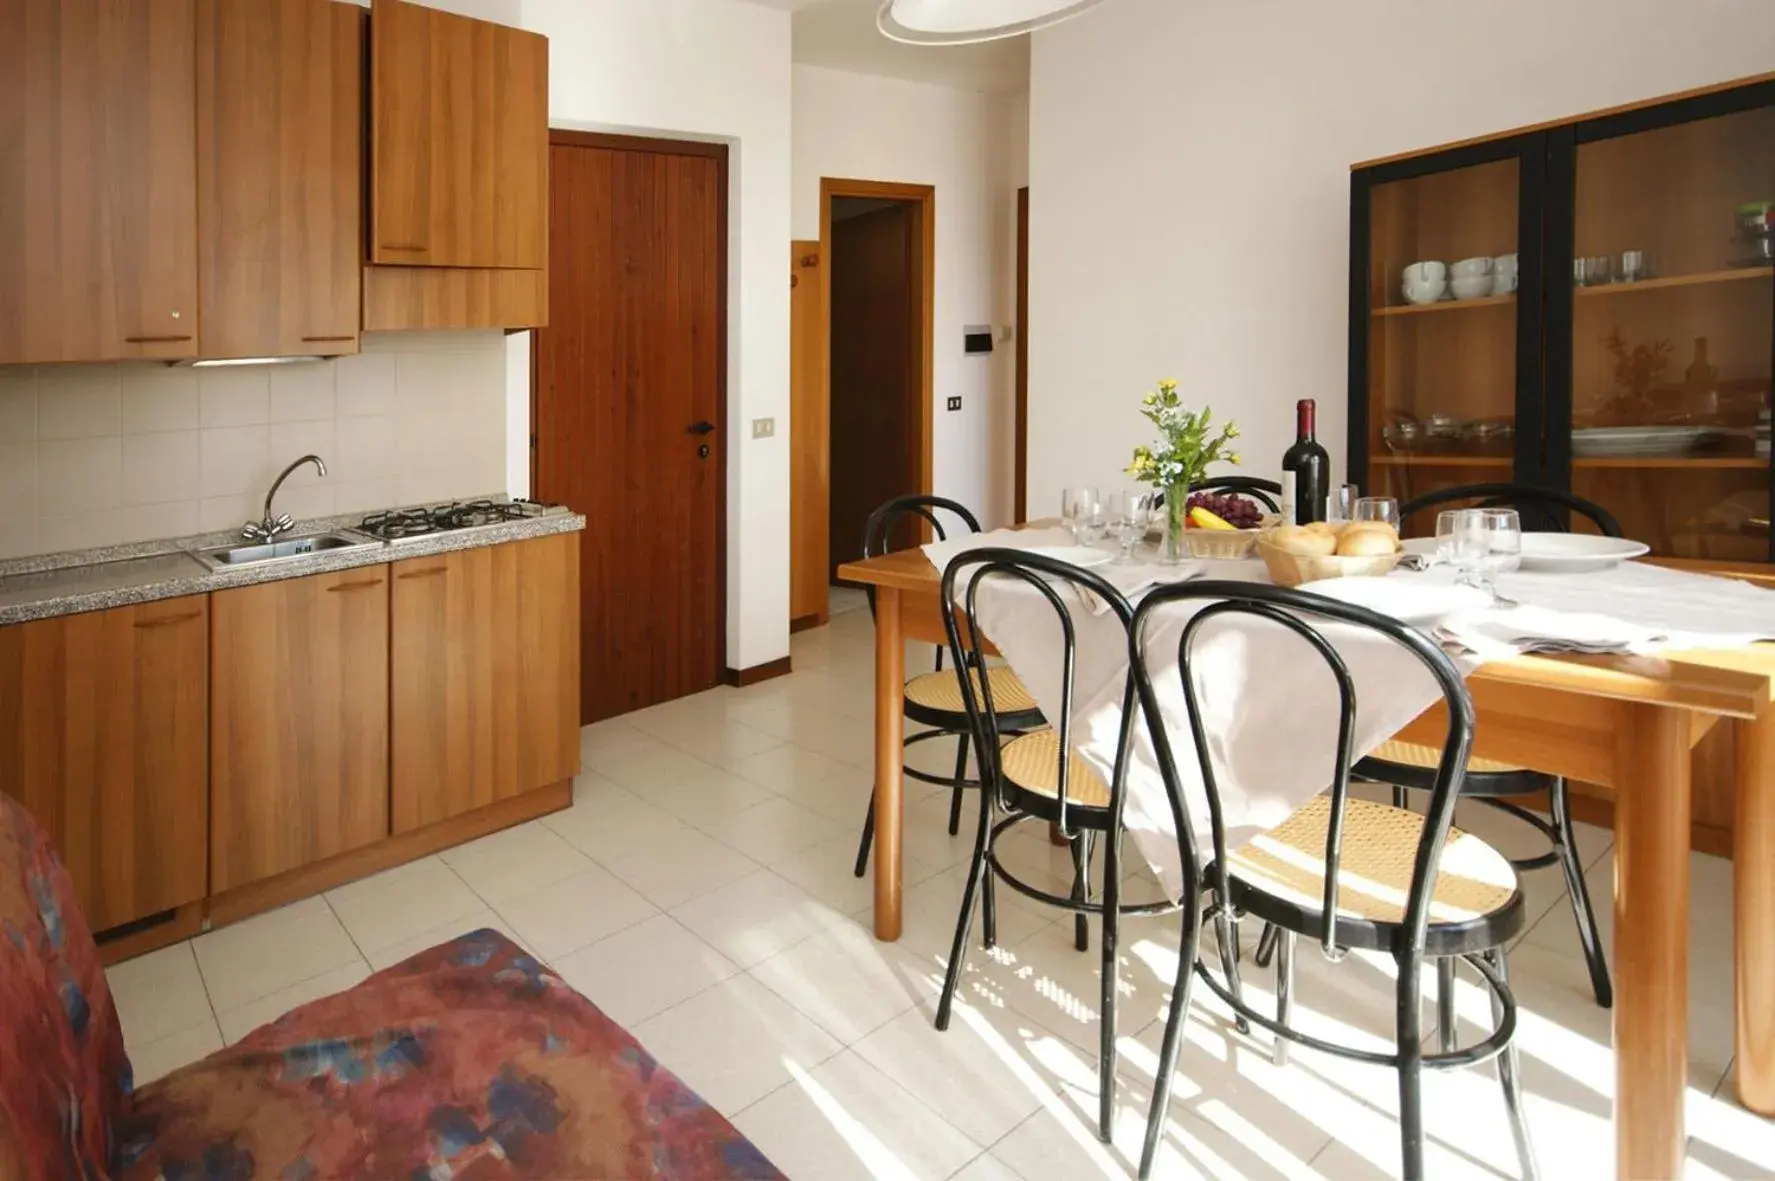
[744,0,1030,93]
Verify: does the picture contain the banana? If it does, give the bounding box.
[1188,506,1238,531]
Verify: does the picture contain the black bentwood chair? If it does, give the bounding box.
[933,548,1181,1144]
[1350,482,1619,1009]
[1131,581,1538,1181]
[853,497,1047,878]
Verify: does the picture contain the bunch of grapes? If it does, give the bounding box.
[1185,491,1264,529]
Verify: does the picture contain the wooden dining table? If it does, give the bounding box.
[836,544,1775,1181]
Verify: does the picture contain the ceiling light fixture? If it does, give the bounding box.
[877,0,1114,44]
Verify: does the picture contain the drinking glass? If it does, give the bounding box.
[1476,508,1523,595]
[1435,509,1486,584]
[1113,490,1155,564]
[1353,496,1400,531]
[1062,487,1104,545]
[1327,483,1359,523]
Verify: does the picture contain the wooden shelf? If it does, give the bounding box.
[1373,293,1515,318]
[1574,266,1772,297]
[1572,455,1769,469]
[1370,455,1511,467]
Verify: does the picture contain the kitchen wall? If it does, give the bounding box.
[791,64,1029,528]
[0,332,508,560]
[1025,0,1775,517]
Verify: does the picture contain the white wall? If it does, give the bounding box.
[792,64,1027,528]
[516,0,793,671]
[1026,0,1775,517]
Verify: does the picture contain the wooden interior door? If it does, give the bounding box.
[0,0,199,364]
[369,0,548,268]
[534,134,726,724]
[210,568,390,892]
[830,202,918,571]
[197,0,362,358]
[0,597,209,932]
[790,241,829,626]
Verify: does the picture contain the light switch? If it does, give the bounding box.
[752,417,776,439]
[947,397,962,412]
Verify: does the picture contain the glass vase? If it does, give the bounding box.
[1158,483,1188,565]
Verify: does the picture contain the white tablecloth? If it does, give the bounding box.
[925,532,1775,902]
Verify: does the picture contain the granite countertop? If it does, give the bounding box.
[0,496,586,626]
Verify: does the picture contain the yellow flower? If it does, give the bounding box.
[1142,392,1157,406]
[1227,424,1240,440]
[1229,453,1243,466]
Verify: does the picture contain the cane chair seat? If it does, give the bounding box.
[1366,738,1526,776]
[904,665,1039,717]
[999,731,1112,809]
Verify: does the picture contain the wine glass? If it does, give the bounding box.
[1353,496,1401,531]
[1062,486,1104,545]
[1476,508,1522,596]
[1435,509,1486,585]
[1112,490,1155,564]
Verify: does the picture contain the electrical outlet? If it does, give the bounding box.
[947,396,962,412]
[752,417,775,439]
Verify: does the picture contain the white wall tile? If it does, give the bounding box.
[269,362,338,423]
[332,414,397,481]
[122,367,201,433]
[0,331,504,557]
[37,366,121,440]
[124,431,201,504]
[38,437,122,514]
[200,425,272,498]
[0,368,35,444]
[335,353,397,418]
[199,369,271,427]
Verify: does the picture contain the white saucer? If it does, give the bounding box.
[1021,545,1113,569]
[1296,575,1490,624]
[1516,534,1650,572]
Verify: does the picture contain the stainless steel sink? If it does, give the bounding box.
[192,531,379,571]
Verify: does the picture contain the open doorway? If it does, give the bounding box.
[788,178,934,628]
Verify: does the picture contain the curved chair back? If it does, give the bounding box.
[1189,476,1283,512]
[860,497,982,671]
[1128,580,1475,960]
[1399,482,1621,537]
[941,548,1137,837]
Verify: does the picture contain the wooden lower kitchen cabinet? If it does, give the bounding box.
[210,566,391,893]
[0,597,209,933]
[391,532,579,831]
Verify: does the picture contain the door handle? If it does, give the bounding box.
[689,421,716,435]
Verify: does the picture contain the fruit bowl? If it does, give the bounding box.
[1184,528,1261,559]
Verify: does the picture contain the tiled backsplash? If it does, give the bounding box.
[0,331,509,559]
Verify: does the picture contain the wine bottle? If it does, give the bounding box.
[1281,399,1330,525]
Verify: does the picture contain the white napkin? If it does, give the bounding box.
[1435,604,1670,660]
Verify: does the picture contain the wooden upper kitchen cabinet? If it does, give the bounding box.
[210,567,391,893]
[369,0,548,270]
[0,0,200,364]
[196,0,363,359]
[0,598,209,933]
[391,532,579,832]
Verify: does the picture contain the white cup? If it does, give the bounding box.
[1491,252,1518,295]
[1451,274,1493,300]
[1401,261,1447,305]
[1451,256,1495,280]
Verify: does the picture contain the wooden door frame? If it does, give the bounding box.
[1014,186,1029,523]
[819,177,936,519]
[531,128,731,693]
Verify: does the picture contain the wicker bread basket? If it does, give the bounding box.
[1256,530,1403,588]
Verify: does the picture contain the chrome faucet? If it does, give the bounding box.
[243,454,328,540]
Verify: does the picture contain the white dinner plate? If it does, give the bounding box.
[1021,544,1113,569]
[1515,533,1649,572]
[1296,575,1490,624]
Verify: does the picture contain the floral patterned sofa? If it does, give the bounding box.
[0,793,784,1180]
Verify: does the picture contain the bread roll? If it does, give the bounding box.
[1341,520,1400,543]
[1336,529,1398,557]
[1304,520,1340,537]
[1270,524,1337,557]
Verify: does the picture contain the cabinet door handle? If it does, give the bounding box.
[397,566,448,580]
[327,578,385,594]
[301,335,356,343]
[125,335,194,344]
[134,610,203,630]
[380,244,427,253]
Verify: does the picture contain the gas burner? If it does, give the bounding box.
[357,499,556,542]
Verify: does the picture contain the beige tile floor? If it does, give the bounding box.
[106,608,1773,1178]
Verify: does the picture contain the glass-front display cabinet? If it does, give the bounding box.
[1349,77,1774,565]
